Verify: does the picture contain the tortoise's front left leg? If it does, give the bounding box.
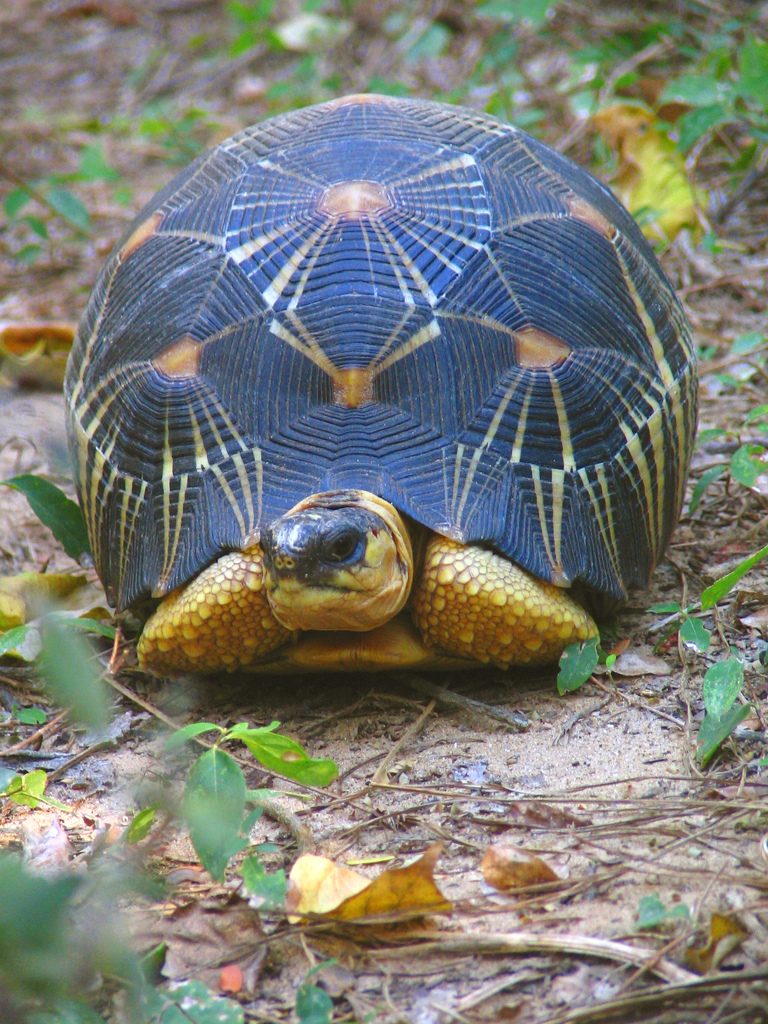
[137,546,291,674]
[410,537,598,667]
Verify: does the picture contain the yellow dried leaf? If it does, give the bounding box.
[287,844,451,923]
[0,572,91,629]
[685,912,748,973]
[481,844,560,891]
[286,854,370,918]
[592,103,704,241]
[0,321,75,388]
[334,844,451,921]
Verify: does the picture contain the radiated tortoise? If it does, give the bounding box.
[64,94,698,674]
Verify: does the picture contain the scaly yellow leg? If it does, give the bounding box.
[410,538,598,667]
[137,546,290,675]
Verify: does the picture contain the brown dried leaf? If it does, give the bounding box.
[504,802,584,828]
[481,844,560,891]
[739,607,768,632]
[287,844,451,922]
[22,818,73,873]
[132,893,265,993]
[611,649,671,677]
[685,912,748,974]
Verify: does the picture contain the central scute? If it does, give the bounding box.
[224,136,492,311]
[318,179,392,220]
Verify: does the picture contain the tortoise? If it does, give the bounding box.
[64,94,697,675]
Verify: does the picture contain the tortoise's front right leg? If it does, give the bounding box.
[410,537,598,667]
[137,546,291,674]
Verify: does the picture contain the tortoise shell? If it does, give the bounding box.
[65,95,697,612]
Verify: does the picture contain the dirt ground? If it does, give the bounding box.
[1,2,767,1022]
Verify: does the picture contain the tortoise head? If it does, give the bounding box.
[262,491,413,632]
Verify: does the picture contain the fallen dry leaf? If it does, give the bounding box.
[490,802,584,829]
[592,103,705,241]
[287,853,370,918]
[132,893,265,994]
[739,607,768,633]
[0,321,75,389]
[22,818,73,873]
[481,844,560,891]
[611,648,672,677]
[0,572,91,630]
[287,844,451,922]
[685,912,748,973]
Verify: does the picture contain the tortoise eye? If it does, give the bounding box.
[324,528,363,563]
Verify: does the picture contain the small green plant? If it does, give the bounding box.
[635,893,690,930]
[697,657,752,767]
[649,543,768,765]
[660,34,768,154]
[295,962,335,1024]
[167,720,337,881]
[556,635,616,694]
[2,139,126,264]
[2,474,91,563]
[691,334,768,512]
[0,768,69,811]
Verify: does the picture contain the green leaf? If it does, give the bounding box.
[556,636,600,694]
[24,214,48,239]
[13,704,46,725]
[183,748,247,880]
[477,0,555,25]
[240,855,287,910]
[746,404,768,429]
[701,540,768,609]
[732,330,766,355]
[0,856,82,995]
[77,143,120,183]
[29,1001,106,1024]
[296,982,333,1024]
[406,22,451,61]
[125,806,158,844]
[4,768,47,808]
[648,601,682,614]
[676,103,729,152]
[38,617,110,731]
[697,703,752,767]
[730,443,765,488]
[4,187,31,218]
[53,615,116,640]
[636,893,690,930]
[679,616,711,652]
[46,187,91,232]
[689,465,724,514]
[14,242,43,264]
[165,721,223,750]
[140,979,245,1023]
[3,475,90,562]
[737,37,768,106]
[702,658,743,718]
[230,725,338,787]
[660,73,725,107]
[0,623,33,658]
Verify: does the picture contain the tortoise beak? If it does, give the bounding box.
[262,508,369,586]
